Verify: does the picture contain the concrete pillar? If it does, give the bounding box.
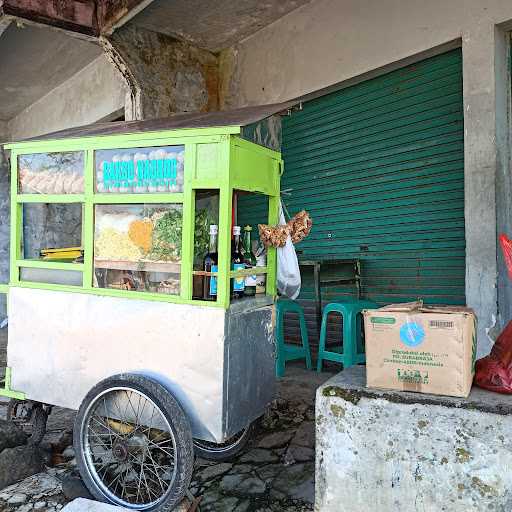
[0,134,9,320]
[462,25,499,356]
[102,25,219,120]
[495,28,512,332]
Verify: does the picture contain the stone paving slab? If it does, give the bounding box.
[61,498,129,511]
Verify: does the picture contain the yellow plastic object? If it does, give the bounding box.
[40,247,83,260]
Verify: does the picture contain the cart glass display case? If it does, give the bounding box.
[7,124,281,308]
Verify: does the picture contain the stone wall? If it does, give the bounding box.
[105,25,218,120]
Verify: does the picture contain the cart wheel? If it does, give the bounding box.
[193,422,254,462]
[7,400,49,445]
[74,374,194,511]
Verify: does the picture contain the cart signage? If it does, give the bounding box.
[95,146,184,193]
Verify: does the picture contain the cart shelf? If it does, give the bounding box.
[94,259,181,273]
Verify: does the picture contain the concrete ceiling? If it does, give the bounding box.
[0,22,102,122]
[130,0,313,53]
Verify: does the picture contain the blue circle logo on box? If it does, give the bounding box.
[400,322,425,347]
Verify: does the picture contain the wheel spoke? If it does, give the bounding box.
[82,385,179,508]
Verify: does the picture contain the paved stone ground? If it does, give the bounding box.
[0,326,333,512]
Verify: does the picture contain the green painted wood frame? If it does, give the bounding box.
[5,126,282,309]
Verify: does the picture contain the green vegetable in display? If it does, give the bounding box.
[149,207,213,262]
[150,209,183,261]
[194,208,211,263]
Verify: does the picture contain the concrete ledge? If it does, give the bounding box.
[316,366,512,511]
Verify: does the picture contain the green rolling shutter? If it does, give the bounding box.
[239,49,465,346]
[280,49,465,343]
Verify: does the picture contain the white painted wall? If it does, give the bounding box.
[223,0,512,355]
[224,0,512,107]
[8,54,127,140]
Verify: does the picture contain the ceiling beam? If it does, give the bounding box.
[0,14,11,37]
[0,0,153,38]
[0,0,98,36]
[97,0,156,35]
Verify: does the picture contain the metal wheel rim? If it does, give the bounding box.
[80,386,177,510]
[194,426,248,454]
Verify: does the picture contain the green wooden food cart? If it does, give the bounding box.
[0,106,283,511]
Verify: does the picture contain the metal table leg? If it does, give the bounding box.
[314,262,322,337]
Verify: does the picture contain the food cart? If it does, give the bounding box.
[1,107,283,511]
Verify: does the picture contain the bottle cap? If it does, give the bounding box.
[244,225,252,231]
[233,225,241,235]
[209,225,218,235]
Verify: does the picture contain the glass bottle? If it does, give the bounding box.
[203,224,218,300]
[231,225,245,299]
[243,225,257,296]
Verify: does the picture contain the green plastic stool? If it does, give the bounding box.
[317,300,378,372]
[275,300,312,377]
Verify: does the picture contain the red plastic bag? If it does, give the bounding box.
[500,233,512,280]
[474,234,512,393]
[475,321,512,393]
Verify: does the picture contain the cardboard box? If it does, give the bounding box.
[364,301,477,398]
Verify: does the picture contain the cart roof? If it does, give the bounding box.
[7,102,294,145]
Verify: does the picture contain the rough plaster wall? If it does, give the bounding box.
[8,55,126,140]
[221,0,512,356]
[0,121,8,320]
[107,25,218,120]
[316,393,512,511]
[3,54,127,315]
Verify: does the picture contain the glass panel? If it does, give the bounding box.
[20,267,82,286]
[94,204,182,295]
[22,203,83,262]
[18,152,84,194]
[236,191,269,295]
[193,190,219,300]
[95,146,184,194]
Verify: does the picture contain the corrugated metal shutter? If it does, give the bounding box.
[241,49,465,348]
[283,48,465,346]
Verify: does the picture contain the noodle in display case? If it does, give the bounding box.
[94,204,182,294]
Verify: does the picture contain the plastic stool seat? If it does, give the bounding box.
[275,299,312,377]
[317,300,378,372]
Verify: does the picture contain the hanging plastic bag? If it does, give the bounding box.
[277,201,301,299]
[474,233,512,393]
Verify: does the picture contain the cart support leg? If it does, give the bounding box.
[0,367,26,400]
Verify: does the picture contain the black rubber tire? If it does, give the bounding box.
[73,374,194,512]
[193,421,254,462]
[7,400,48,446]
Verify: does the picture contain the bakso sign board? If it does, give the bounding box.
[102,155,178,189]
[95,146,184,192]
